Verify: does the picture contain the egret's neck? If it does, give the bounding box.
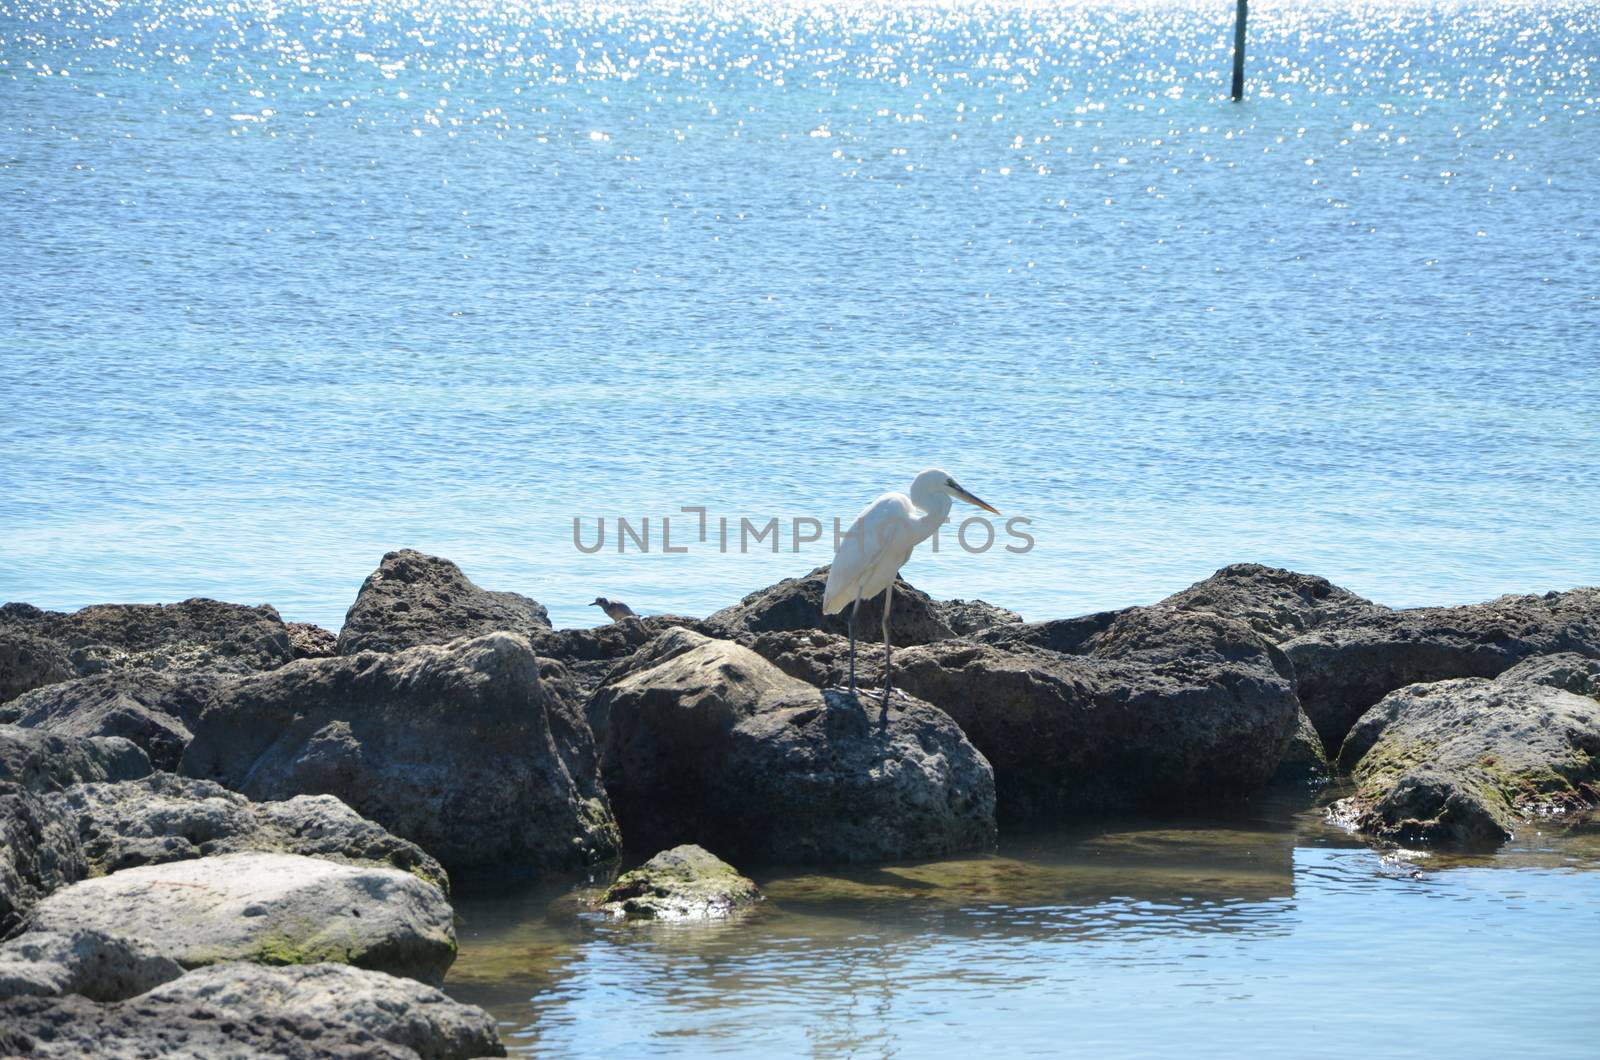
[908,485,953,544]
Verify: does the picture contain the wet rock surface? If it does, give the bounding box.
[44,773,448,891]
[336,549,551,655]
[1286,587,1600,754]
[14,851,457,987]
[594,629,997,863]
[597,845,762,921]
[1330,653,1600,847]
[0,599,294,705]
[181,632,619,873]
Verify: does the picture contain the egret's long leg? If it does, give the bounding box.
[847,592,862,697]
[881,579,894,709]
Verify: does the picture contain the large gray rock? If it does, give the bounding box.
[0,960,506,1058]
[0,784,85,936]
[140,962,505,1058]
[1329,653,1600,847]
[181,633,619,873]
[593,629,996,863]
[846,607,1300,821]
[336,549,551,655]
[525,614,713,694]
[706,566,955,644]
[0,599,294,704]
[17,852,456,985]
[1271,706,1331,786]
[1,669,225,771]
[0,929,183,1002]
[0,724,151,793]
[596,844,762,921]
[44,774,447,892]
[1158,563,1384,643]
[1286,587,1600,754]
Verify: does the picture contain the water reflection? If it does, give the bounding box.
[445,791,1600,1055]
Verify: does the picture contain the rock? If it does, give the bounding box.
[1158,563,1384,644]
[744,629,857,689]
[597,845,761,921]
[1286,587,1600,754]
[18,851,457,985]
[1329,653,1600,847]
[931,597,1024,636]
[887,607,1301,820]
[43,774,447,892]
[1271,707,1331,786]
[139,962,505,1059]
[593,629,996,863]
[0,599,294,704]
[525,614,713,694]
[0,670,225,771]
[0,989,419,1059]
[287,623,339,659]
[705,566,954,645]
[0,784,85,937]
[0,929,184,1002]
[181,633,619,873]
[0,724,151,793]
[336,549,551,655]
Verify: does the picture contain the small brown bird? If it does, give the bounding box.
[590,597,638,622]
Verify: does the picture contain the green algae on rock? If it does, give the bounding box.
[597,845,761,921]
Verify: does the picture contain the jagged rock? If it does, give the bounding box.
[1158,563,1384,644]
[0,724,151,793]
[705,566,954,644]
[525,615,712,694]
[287,624,338,659]
[597,845,761,921]
[932,597,1024,636]
[138,962,505,1058]
[16,852,456,986]
[1329,653,1600,847]
[1286,587,1600,753]
[181,633,618,873]
[43,774,447,892]
[889,607,1301,820]
[593,629,996,863]
[0,784,85,936]
[336,550,550,655]
[0,670,225,770]
[0,599,294,704]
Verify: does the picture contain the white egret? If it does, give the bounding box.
[590,597,638,622]
[823,469,999,705]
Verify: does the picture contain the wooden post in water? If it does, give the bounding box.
[1231,0,1248,101]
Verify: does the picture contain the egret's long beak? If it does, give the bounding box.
[952,483,1000,515]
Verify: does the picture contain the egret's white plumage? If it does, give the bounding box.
[824,469,999,703]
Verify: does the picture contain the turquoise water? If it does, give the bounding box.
[2,0,1597,630]
[445,793,1600,1057]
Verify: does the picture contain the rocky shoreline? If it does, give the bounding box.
[3,551,1597,1056]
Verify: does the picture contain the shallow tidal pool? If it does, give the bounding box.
[444,790,1600,1057]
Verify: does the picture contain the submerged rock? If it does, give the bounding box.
[44,773,447,892]
[0,784,85,937]
[1286,587,1600,754]
[1158,563,1384,644]
[593,629,996,863]
[1329,653,1600,847]
[336,549,551,655]
[15,851,456,987]
[0,961,505,1059]
[705,566,955,644]
[0,599,294,704]
[0,724,151,793]
[181,632,619,873]
[597,845,762,921]
[0,669,225,771]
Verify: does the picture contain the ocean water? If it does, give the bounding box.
[1,0,1597,632]
[445,793,1600,1058]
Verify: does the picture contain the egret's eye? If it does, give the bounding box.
[946,478,958,489]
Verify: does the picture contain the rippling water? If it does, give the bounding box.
[2,0,1597,629]
[445,794,1600,1056]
